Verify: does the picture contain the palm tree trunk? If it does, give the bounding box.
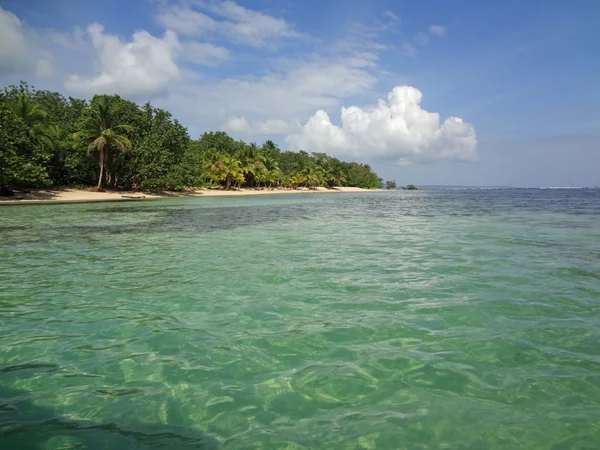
[97,147,105,190]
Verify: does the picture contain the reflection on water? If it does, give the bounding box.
[1,384,219,449]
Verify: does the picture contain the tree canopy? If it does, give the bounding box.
[0,81,382,191]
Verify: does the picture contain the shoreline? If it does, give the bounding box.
[0,186,375,206]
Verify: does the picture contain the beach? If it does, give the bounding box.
[0,186,373,205]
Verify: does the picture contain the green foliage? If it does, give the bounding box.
[127,104,190,190]
[402,184,419,190]
[73,95,133,189]
[344,162,383,189]
[204,153,245,189]
[0,80,382,192]
[0,101,51,188]
[385,180,397,190]
[2,82,92,186]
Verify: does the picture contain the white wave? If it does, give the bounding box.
[540,187,584,189]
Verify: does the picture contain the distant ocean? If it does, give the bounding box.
[1,188,599,449]
[422,185,600,189]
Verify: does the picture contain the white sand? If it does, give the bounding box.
[0,186,373,205]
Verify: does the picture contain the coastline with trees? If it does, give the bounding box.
[0,82,383,203]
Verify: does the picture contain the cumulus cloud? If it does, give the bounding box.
[156,1,297,47]
[0,7,55,77]
[285,86,477,165]
[64,24,181,98]
[224,117,301,135]
[429,25,447,37]
[0,7,28,72]
[47,26,90,51]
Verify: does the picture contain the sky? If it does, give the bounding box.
[1,0,599,187]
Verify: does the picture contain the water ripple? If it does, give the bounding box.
[1,189,600,448]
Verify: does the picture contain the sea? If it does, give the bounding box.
[1,188,599,449]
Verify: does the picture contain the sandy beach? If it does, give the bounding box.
[0,186,373,205]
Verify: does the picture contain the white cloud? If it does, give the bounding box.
[156,5,218,36]
[285,86,477,165]
[382,11,400,22]
[156,1,297,47]
[48,26,90,51]
[401,42,418,56]
[208,0,296,44]
[64,24,181,98]
[279,56,377,97]
[0,7,28,73]
[224,117,301,135]
[0,7,54,77]
[429,25,447,37]
[181,41,230,66]
[35,59,55,78]
[160,53,379,134]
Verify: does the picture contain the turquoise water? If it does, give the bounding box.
[1,189,600,449]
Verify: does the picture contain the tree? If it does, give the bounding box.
[344,162,382,188]
[1,80,384,192]
[303,166,323,189]
[6,94,54,149]
[130,104,190,190]
[204,153,245,189]
[72,96,133,190]
[289,173,307,189]
[402,184,419,190]
[385,180,397,190]
[261,140,280,160]
[0,101,50,190]
[262,154,281,188]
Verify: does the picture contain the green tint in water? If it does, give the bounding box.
[1,190,600,449]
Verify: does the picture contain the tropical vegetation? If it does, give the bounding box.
[403,184,419,190]
[0,81,382,193]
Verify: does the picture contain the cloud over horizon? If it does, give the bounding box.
[285,86,477,165]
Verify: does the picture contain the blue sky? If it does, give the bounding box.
[1,0,599,186]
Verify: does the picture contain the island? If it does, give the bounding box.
[1,81,382,203]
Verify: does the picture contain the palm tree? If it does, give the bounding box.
[237,145,273,188]
[7,94,54,149]
[253,159,269,188]
[72,97,132,190]
[204,153,245,189]
[289,173,307,189]
[303,166,323,189]
[261,154,280,188]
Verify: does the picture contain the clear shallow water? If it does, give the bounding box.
[1,189,600,449]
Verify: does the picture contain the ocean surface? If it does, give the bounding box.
[1,188,600,449]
